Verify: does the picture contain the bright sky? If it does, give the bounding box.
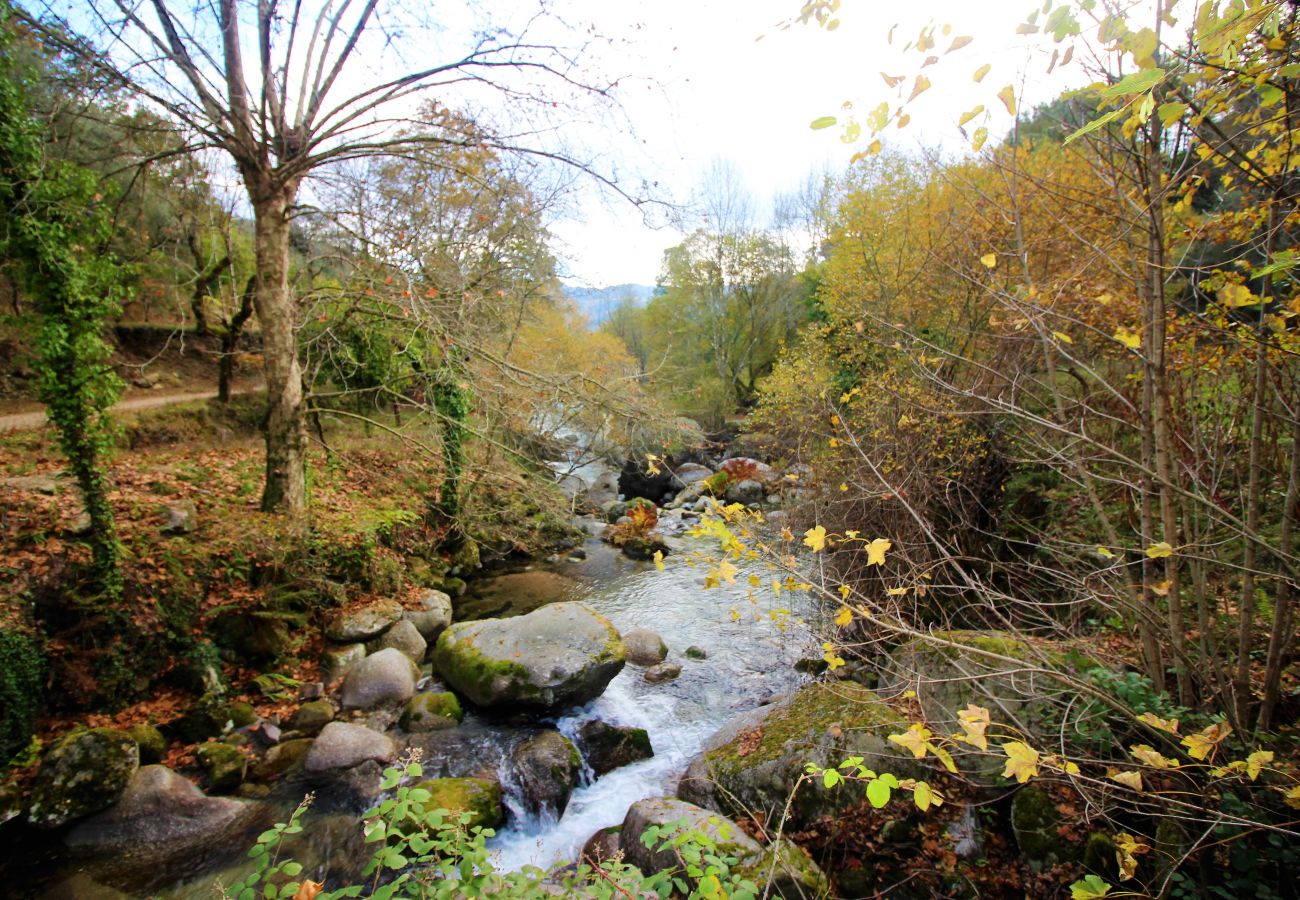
[545,0,1088,287]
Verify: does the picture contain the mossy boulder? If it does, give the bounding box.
[251,738,314,782]
[438,576,468,598]
[678,682,922,829]
[405,589,453,641]
[127,724,166,764]
[321,643,366,681]
[885,630,1104,782]
[1010,786,1071,870]
[623,628,669,666]
[196,742,247,794]
[577,720,653,776]
[29,728,140,828]
[400,692,464,733]
[432,602,626,713]
[288,700,334,736]
[512,730,582,817]
[580,825,623,865]
[323,599,404,643]
[619,797,761,882]
[734,838,831,900]
[417,777,503,830]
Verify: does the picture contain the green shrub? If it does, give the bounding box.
[0,629,45,764]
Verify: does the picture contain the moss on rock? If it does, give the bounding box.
[1010,786,1071,870]
[127,724,166,764]
[29,728,140,829]
[400,692,464,733]
[196,742,247,794]
[416,777,503,830]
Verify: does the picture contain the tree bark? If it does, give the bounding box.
[251,186,308,513]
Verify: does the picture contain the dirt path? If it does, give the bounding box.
[0,388,257,433]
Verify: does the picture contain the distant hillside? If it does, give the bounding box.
[563,283,654,327]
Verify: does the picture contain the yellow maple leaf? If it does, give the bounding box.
[1001,741,1040,783]
[1145,541,1174,559]
[645,453,661,476]
[653,550,665,572]
[1114,326,1141,350]
[1182,722,1232,761]
[1136,712,1179,734]
[781,526,794,542]
[803,525,828,553]
[821,642,846,670]
[889,724,933,759]
[1113,832,1150,881]
[1129,745,1179,769]
[865,538,892,566]
[1109,769,1144,792]
[1246,749,1273,781]
[981,253,998,269]
[956,704,991,751]
[717,560,738,584]
[834,605,853,627]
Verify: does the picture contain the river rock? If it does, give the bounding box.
[289,699,334,736]
[623,628,668,665]
[724,479,765,506]
[252,738,314,782]
[577,720,654,776]
[684,645,708,660]
[29,729,139,829]
[580,825,623,865]
[620,797,761,879]
[674,463,713,485]
[304,721,396,773]
[619,534,669,561]
[127,723,166,764]
[418,777,503,830]
[512,730,582,818]
[340,647,419,709]
[324,598,404,642]
[366,618,427,662]
[321,643,367,680]
[196,742,247,794]
[65,765,257,856]
[602,499,629,523]
[644,661,682,683]
[400,692,463,733]
[677,682,921,829]
[432,602,626,712]
[405,589,453,641]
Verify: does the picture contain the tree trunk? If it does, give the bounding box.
[251,187,308,513]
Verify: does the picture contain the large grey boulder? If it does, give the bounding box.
[512,730,582,818]
[324,599,404,642]
[29,729,139,829]
[674,463,713,485]
[724,479,764,506]
[321,643,366,680]
[304,722,396,773]
[677,682,922,830]
[340,647,419,709]
[432,602,626,712]
[405,589,453,641]
[65,765,257,855]
[623,628,668,666]
[366,618,427,662]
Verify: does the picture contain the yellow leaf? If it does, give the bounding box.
[1109,769,1144,792]
[645,453,661,476]
[1096,546,1116,559]
[959,105,985,127]
[1001,741,1040,783]
[1284,785,1300,809]
[717,560,738,584]
[1129,745,1179,769]
[830,415,840,425]
[1136,712,1180,734]
[781,526,794,543]
[1218,283,1259,308]
[1145,541,1174,559]
[835,605,854,627]
[886,586,909,596]
[1052,331,1073,344]
[997,84,1017,116]
[957,704,991,751]
[653,550,665,572]
[821,642,846,670]
[1113,832,1150,881]
[866,538,892,567]
[1182,722,1232,761]
[981,253,998,269]
[729,607,740,621]
[908,74,931,102]
[973,63,991,82]
[913,780,937,811]
[889,724,933,759]
[1246,749,1273,781]
[803,525,828,553]
[867,138,882,156]
[1114,326,1141,349]
[838,583,851,599]
[748,574,762,588]
[946,35,973,53]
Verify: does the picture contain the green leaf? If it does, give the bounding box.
[1101,68,1166,97]
[866,778,892,808]
[810,116,838,130]
[1070,874,1112,899]
[1157,102,1187,127]
[822,768,843,788]
[1064,106,1126,144]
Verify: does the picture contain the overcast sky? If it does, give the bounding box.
[543,0,1087,288]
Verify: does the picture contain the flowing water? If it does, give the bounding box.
[8,487,818,897]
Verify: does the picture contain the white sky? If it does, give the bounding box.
[545,0,1089,287]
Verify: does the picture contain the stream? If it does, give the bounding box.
[10,477,818,898]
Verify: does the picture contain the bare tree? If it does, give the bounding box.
[27,0,626,512]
